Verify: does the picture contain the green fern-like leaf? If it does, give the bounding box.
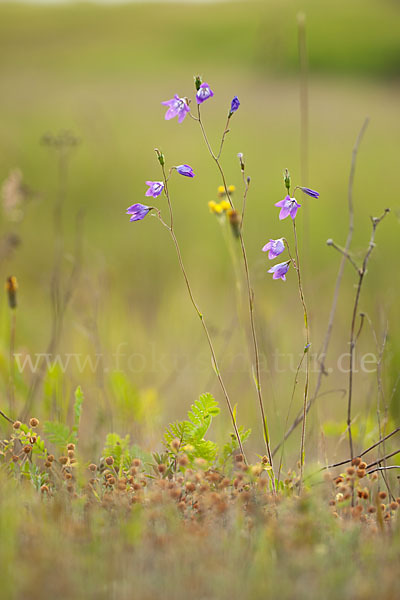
[164,420,193,446]
[43,421,73,450]
[164,393,220,465]
[71,385,84,442]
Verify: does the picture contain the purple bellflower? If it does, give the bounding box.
[268,261,290,281]
[229,96,240,115]
[126,203,151,222]
[162,95,190,123]
[196,82,214,104]
[145,181,164,198]
[176,164,195,178]
[300,187,319,199]
[262,238,285,259]
[275,195,301,220]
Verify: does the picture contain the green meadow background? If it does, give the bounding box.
[0,0,399,463]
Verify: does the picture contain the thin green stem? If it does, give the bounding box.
[195,107,275,487]
[156,158,247,461]
[292,219,310,490]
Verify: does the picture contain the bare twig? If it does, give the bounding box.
[321,426,400,471]
[326,239,359,272]
[366,448,400,470]
[346,208,390,458]
[367,465,400,475]
[0,409,14,424]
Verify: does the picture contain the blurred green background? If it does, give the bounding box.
[0,0,399,463]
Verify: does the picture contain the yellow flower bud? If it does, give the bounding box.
[220,200,231,212]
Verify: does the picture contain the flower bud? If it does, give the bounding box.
[6,276,18,309]
[154,148,164,166]
[194,75,202,91]
[284,168,291,192]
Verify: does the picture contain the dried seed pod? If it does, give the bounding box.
[5,276,18,309]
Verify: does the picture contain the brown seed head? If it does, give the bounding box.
[105,456,114,466]
[178,454,189,467]
[88,463,97,472]
[171,438,181,451]
[351,457,361,466]
[29,417,39,428]
[59,456,68,465]
[186,481,196,493]
[67,450,75,459]
[23,445,32,454]
[40,485,49,494]
[13,420,21,430]
[67,443,75,451]
[378,491,387,500]
[157,464,167,474]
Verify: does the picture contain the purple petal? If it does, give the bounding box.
[274,199,286,208]
[262,242,272,252]
[301,187,319,198]
[290,201,301,219]
[279,206,290,220]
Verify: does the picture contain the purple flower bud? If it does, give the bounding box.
[161,95,190,123]
[176,164,195,178]
[268,261,290,281]
[300,187,319,199]
[126,203,151,222]
[145,181,164,198]
[262,238,285,260]
[229,96,240,116]
[196,82,214,104]
[274,195,301,220]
